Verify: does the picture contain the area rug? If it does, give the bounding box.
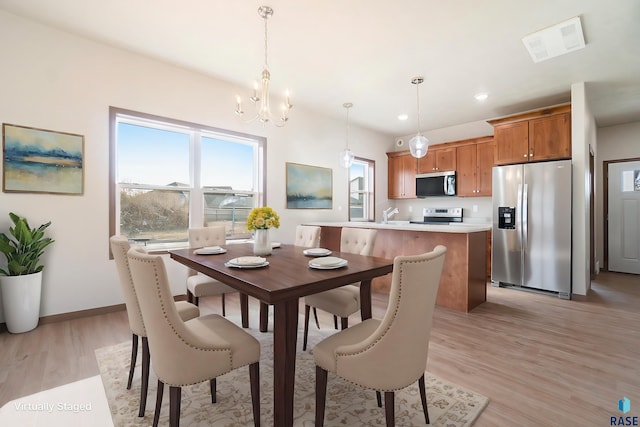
[96,326,488,426]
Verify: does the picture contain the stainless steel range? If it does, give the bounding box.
[410,207,463,224]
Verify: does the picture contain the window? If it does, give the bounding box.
[349,157,375,221]
[109,107,265,249]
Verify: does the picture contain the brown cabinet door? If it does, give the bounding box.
[494,121,529,165]
[455,144,477,197]
[417,147,457,173]
[416,150,437,173]
[387,155,403,199]
[387,152,416,199]
[475,141,495,196]
[528,112,571,161]
[436,147,457,171]
[400,153,416,198]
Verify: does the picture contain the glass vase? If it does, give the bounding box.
[253,229,272,256]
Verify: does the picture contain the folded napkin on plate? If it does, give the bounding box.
[232,256,266,266]
[309,256,346,267]
[194,246,225,254]
[304,248,331,255]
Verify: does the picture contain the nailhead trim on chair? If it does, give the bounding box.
[135,254,235,387]
[334,258,427,392]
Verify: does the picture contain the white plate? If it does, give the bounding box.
[227,256,267,266]
[303,248,332,256]
[309,256,348,269]
[194,246,226,255]
[225,261,269,269]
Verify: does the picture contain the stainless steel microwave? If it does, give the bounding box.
[416,171,456,197]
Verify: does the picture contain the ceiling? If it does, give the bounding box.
[1,0,639,138]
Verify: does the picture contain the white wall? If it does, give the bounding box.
[570,82,597,296]
[0,11,393,320]
[595,121,640,269]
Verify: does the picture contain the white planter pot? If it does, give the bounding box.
[0,271,43,333]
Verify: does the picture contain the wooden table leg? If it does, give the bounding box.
[240,293,249,328]
[273,298,299,427]
[259,302,269,332]
[360,279,372,320]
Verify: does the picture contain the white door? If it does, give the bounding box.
[608,161,640,274]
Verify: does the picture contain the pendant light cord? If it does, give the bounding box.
[415,82,422,135]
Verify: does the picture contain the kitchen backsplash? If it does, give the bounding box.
[393,197,492,224]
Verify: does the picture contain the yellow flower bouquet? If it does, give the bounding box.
[246,206,280,231]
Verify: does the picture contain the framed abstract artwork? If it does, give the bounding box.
[286,162,332,209]
[2,123,84,195]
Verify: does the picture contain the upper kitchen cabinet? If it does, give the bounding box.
[488,104,571,166]
[417,146,457,174]
[387,151,416,199]
[456,136,495,197]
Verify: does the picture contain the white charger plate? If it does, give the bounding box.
[303,248,332,257]
[225,261,269,269]
[194,246,227,255]
[309,256,348,269]
[227,256,267,266]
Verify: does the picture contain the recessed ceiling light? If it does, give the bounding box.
[397,114,409,121]
[474,93,489,102]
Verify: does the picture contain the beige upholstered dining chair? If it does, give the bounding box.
[109,235,200,418]
[294,224,321,247]
[314,245,447,427]
[127,247,261,427]
[302,227,377,350]
[258,225,321,332]
[186,226,237,312]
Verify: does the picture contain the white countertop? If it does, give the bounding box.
[306,221,491,233]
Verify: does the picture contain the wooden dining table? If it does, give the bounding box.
[169,243,394,427]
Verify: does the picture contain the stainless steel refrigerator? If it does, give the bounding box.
[491,159,572,299]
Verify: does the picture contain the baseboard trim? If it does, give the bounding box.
[1,294,189,330]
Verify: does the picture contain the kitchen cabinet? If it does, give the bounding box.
[456,137,495,197]
[387,151,416,199]
[417,146,457,174]
[489,104,571,166]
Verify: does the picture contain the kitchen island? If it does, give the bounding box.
[306,221,489,312]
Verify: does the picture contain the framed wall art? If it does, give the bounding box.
[2,123,84,195]
[286,162,332,209]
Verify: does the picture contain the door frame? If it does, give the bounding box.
[603,156,640,271]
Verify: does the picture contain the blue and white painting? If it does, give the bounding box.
[3,124,84,194]
[286,162,332,209]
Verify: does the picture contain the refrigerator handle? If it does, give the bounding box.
[522,183,529,249]
[516,183,523,245]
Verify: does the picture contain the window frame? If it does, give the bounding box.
[348,156,375,222]
[109,107,267,252]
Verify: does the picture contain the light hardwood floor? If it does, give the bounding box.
[1,271,638,426]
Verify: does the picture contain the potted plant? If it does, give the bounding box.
[0,212,54,333]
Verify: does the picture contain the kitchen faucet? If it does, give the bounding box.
[382,207,399,224]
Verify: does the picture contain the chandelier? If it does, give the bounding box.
[235,6,292,126]
[339,102,355,168]
[408,76,429,158]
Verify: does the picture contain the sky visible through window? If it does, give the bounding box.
[117,122,254,190]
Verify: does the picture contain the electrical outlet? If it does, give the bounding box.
[472,204,478,213]
[408,205,413,213]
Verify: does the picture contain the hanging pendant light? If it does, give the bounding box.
[235,6,292,127]
[408,77,429,158]
[339,102,355,168]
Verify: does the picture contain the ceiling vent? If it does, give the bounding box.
[522,16,586,63]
